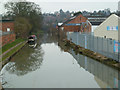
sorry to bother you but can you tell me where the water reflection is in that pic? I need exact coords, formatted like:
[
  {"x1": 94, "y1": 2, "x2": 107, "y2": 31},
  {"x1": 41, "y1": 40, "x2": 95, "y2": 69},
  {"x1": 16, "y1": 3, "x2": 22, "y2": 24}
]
[
  {"x1": 39, "y1": 33, "x2": 58, "y2": 44},
  {"x1": 40, "y1": 33, "x2": 120, "y2": 88},
  {"x1": 1, "y1": 33, "x2": 120, "y2": 88},
  {"x1": 3, "y1": 44, "x2": 44, "y2": 76},
  {"x1": 68, "y1": 49, "x2": 120, "y2": 88},
  {"x1": 2, "y1": 33, "x2": 59, "y2": 77}
]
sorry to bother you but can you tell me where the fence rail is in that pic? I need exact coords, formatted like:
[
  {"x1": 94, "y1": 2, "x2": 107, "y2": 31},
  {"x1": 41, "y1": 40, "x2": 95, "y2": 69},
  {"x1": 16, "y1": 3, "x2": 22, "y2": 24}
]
[{"x1": 67, "y1": 32, "x2": 120, "y2": 62}]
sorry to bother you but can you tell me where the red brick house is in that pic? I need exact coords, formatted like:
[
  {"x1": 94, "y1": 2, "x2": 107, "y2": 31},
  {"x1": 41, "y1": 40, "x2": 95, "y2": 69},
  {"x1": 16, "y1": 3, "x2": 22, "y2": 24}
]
[
  {"x1": 0, "y1": 20, "x2": 16, "y2": 47},
  {"x1": 59, "y1": 14, "x2": 91, "y2": 32}
]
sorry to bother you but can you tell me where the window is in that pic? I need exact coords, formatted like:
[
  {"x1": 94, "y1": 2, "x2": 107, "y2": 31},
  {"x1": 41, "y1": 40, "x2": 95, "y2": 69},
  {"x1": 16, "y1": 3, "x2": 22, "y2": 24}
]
[{"x1": 7, "y1": 28, "x2": 10, "y2": 32}]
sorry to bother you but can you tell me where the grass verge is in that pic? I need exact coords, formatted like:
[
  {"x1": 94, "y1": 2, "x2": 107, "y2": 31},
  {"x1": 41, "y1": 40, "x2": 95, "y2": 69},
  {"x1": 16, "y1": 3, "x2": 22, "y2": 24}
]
[
  {"x1": 2, "y1": 42, "x2": 26, "y2": 61},
  {"x1": 1, "y1": 38, "x2": 24, "y2": 54}
]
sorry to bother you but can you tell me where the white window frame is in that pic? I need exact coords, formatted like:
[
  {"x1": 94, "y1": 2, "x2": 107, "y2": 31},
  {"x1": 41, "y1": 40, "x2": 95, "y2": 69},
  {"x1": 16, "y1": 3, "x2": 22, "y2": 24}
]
[{"x1": 7, "y1": 28, "x2": 10, "y2": 32}]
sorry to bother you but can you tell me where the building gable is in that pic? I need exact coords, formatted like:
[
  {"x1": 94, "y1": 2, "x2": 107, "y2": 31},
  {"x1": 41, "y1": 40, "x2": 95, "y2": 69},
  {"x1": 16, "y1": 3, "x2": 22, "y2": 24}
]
[{"x1": 94, "y1": 14, "x2": 119, "y2": 40}]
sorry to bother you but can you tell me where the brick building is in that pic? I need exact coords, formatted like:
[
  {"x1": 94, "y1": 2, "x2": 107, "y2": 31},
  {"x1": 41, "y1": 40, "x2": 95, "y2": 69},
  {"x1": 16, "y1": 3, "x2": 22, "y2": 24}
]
[
  {"x1": 59, "y1": 14, "x2": 91, "y2": 32},
  {"x1": 0, "y1": 20, "x2": 16, "y2": 47}
]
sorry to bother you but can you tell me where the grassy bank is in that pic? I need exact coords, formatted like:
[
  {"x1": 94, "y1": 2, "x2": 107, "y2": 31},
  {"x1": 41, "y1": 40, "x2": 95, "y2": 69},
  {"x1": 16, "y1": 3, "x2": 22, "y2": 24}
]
[
  {"x1": 2, "y1": 39, "x2": 25, "y2": 54},
  {"x1": 2, "y1": 42, "x2": 26, "y2": 61}
]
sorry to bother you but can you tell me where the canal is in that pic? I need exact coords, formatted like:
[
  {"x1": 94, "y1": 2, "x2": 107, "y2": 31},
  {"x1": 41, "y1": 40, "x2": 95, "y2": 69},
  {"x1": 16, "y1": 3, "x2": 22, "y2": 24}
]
[{"x1": 1, "y1": 33, "x2": 120, "y2": 88}]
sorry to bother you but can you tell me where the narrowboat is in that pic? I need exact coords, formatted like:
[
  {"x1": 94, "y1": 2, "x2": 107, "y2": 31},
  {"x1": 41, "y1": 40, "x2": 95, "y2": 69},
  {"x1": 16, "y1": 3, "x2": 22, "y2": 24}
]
[{"x1": 28, "y1": 35, "x2": 37, "y2": 48}]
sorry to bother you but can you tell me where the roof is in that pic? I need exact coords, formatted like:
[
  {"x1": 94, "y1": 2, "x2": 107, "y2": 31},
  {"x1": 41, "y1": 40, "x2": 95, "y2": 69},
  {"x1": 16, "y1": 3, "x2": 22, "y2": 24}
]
[{"x1": 61, "y1": 14, "x2": 84, "y2": 27}]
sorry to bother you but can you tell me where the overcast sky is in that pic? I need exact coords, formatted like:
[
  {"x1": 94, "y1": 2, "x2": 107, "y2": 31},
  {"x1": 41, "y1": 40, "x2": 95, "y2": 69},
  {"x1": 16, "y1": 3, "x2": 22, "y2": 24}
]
[
  {"x1": 38, "y1": 2, "x2": 118, "y2": 13},
  {"x1": 0, "y1": 0, "x2": 119, "y2": 14}
]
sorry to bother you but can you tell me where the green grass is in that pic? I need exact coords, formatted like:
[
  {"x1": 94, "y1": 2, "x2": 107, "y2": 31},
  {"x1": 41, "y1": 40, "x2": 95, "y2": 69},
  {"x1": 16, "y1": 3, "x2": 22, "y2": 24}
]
[
  {"x1": 2, "y1": 42, "x2": 26, "y2": 61},
  {"x1": 1, "y1": 38, "x2": 25, "y2": 54}
]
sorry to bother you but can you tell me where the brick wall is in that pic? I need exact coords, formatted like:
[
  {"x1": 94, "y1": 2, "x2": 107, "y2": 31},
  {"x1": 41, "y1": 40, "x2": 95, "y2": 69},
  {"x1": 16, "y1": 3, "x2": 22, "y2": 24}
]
[
  {"x1": 68, "y1": 14, "x2": 87, "y2": 24},
  {"x1": 64, "y1": 26, "x2": 80, "y2": 32},
  {"x1": 0, "y1": 34, "x2": 16, "y2": 47},
  {"x1": 63, "y1": 14, "x2": 91, "y2": 32},
  {"x1": 0, "y1": 21, "x2": 16, "y2": 47},
  {"x1": 1, "y1": 22, "x2": 14, "y2": 32},
  {"x1": 80, "y1": 23, "x2": 91, "y2": 32}
]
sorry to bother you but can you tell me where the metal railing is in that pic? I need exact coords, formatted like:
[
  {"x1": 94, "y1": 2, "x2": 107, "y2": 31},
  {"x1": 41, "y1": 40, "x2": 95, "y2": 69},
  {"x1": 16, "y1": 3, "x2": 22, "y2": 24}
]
[{"x1": 67, "y1": 32, "x2": 120, "y2": 62}]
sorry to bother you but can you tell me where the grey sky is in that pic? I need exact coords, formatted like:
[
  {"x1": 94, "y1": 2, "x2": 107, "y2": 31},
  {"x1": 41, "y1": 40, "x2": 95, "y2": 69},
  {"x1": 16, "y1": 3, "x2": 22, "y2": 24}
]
[
  {"x1": 38, "y1": 2, "x2": 118, "y2": 13},
  {"x1": 0, "y1": 0, "x2": 119, "y2": 14}
]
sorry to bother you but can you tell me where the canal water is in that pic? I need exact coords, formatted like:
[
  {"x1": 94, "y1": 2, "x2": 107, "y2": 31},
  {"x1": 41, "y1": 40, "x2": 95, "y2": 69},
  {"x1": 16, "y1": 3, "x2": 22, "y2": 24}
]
[{"x1": 1, "y1": 34, "x2": 120, "y2": 88}]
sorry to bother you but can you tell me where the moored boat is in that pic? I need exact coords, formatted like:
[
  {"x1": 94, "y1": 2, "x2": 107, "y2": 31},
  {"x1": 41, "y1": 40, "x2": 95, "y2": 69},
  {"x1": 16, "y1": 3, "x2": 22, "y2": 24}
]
[{"x1": 28, "y1": 35, "x2": 37, "y2": 48}]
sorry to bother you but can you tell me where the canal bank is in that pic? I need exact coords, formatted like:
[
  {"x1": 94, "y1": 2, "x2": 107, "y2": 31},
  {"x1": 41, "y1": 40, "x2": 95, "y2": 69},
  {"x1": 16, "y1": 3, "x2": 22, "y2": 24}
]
[
  {"x1": 1, "y1": 41, "x2": 27, "y2": 70},
  {"x1": 0, "y1": 41, "x2": 27, "y2": 90},
  {"x1": 63, "y1": 39, "x2": 120, "y2": 71}
]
